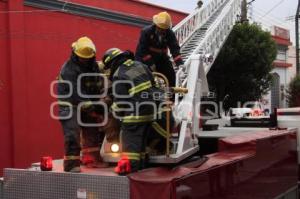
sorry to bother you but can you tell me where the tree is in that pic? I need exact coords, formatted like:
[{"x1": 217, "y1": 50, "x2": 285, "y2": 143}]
[
  {"x1": 207, "y1": 23, "x2": 277, "y2": 110},
  {"x1": 286, "y1": 75, "x2": 300, "y2": 107}
]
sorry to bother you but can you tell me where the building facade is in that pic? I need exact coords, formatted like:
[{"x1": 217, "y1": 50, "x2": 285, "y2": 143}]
[
  {"x1": 263, "y1": 26, "x2": 294, "y2": 111},
  {"x1": 288, "y1": 45, "x2": 297, "y2": 82}
]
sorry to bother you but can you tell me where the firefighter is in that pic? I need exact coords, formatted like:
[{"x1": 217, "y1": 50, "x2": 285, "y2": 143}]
[
  {"x1": 196, "y1": 0, "x2": 203, "y2": 9},
  {"x1": 102, "y1": 48, "x2": 157, "y2": 175},
  {"x1": 135, "y1": 11, "x2": 184, "y2": 88},
  {"x1": 57, "y1": 36, "x2": 107, "y2": 172}
]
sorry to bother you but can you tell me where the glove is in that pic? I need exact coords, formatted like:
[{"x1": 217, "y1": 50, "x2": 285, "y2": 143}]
[
  {"x1": 174, "y1": 58, "x2": 184, "y2": 67},
  {"x1": 149, "y1": 64, "x2": 156, "y2": 72}
]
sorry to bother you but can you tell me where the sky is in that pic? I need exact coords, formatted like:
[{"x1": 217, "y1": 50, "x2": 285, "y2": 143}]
[{"x1": 141, "y1": 0, "x2": 298, "y2": 44}]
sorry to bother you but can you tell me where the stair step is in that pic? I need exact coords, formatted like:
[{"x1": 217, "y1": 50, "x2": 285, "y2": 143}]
[
  {"x1": 181, "y1": 53, "x2": 191, "y2": 57},
  {"x1": 181, "y1": 52, "x2": 191, "y2": 56},
  {"x1": 179, "y1": 0, "x2": 231, "y2": 61},
  {"x1": 181, "y1": 51, "x2": 190, "y2": 55}
]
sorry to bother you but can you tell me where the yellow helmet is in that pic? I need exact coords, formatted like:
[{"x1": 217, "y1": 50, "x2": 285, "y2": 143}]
[
  {"x1": 153, "y1": 11, "x2": 172, "y2": 29},
  {"x1": 72, "y1": 36, "x2": 96, "y2": 58}
]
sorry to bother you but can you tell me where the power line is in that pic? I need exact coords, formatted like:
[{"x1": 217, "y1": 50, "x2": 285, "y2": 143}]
[
  {"x1": 252, "y1": 20, "x2": 272, "y2": 30},
  {"x1": 247, "y1": 0, "x2": 256, "y2": 5},
  {"x1": 253, "y1": 11, "x2": 284, "y2": 27},
  {"x1": 253, "y1": 9, "x2": 289, "y2": 28},
  {"x1": 253, "y1": 8, "x2": 295, "y2": 45},
  {"x1": 286, "y1": 15, "x2": 295, "y2": 22},
  {"x1": 258, "y1": 0, "x2": 285, "y2": 20},
  {"x1": 255, "y1": 6, "x2": 289, "y2": 25}
]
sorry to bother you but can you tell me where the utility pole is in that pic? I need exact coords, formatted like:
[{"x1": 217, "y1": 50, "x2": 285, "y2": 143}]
[
  {"x1": 248, "y1": 3, "x2": 253, "y2": 21},
  {"x1": 296, "y1": 0, "x2": 300, "y2": 75},
  {"x1": 241, "y1": 0, "x2": 255, "y2": 23},
  {"x1": 241, "y1": 0, "x2": 247, "y2": 22}
]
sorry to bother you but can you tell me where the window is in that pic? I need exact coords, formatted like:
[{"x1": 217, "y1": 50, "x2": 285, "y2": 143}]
[{"x1": 276, "y1": 49, "x2": 287, "y2": 61}]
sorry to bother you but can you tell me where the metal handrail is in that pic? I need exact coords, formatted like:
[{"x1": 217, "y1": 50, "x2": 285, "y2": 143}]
[
  {"x1": 152, "y1": 72, "x2": 171, "y2": 157},
  {"x1": 173, "y1": 0, "x2": 227, "y2": 46},
  {"x1": 175, "y1": 0, "x2": 241, "y2": 91}
]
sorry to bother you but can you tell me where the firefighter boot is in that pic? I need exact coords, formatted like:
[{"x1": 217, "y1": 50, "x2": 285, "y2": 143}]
[
  {"x1": 139, "y1": 153, "x2": 149, "y2": 170},
  {"x1": 63, "y1": 159, "x2": 81, "y2": 173}
]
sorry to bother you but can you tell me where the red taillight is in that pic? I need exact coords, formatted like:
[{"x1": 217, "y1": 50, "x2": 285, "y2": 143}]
[
  {"x1": 115, "y1": 158, "x2": 131, "y2": 174},
  {"x1": 40, "y1": 156, "x2": 53, "y2": 171},
  {"x1": 251, "y1": 109, "x2": 262, "y2": 117}
]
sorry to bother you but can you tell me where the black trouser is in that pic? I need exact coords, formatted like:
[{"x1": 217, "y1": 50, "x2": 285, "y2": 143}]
[
  {"x1": 81, "y1": 126, "x2": 104, "y2": 163},
  {"x1": 148, "y1": 111, "x2": 175, "y2": 153},
  {"x1": 121, "y1": 123, "x2": 151, "y2": 171},
  {"x1": 153, "y1": 55, "x2": 176, "y2": 87},
  {"x1": 59, "y1": 108, "x2": 81, "y2": 171},
  {"x1": 59, "y1": 106, "x2": 104, "y2": 171},
  {"x1": 81, "y1": 111, "x2": 105, "y2": 162}
]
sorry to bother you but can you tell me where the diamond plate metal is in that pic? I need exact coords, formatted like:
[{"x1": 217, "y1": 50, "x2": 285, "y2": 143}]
[{"x1": 4, "y1": 169, "x2": 129, "y2": 199}]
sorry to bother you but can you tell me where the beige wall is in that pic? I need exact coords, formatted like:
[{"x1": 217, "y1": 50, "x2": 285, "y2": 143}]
[{"x1": 288, "y1": 46, "x2": 297, "y2": 81}]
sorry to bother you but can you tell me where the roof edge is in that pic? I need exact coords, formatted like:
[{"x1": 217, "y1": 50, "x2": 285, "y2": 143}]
[
  {"x1": 130, "y1": 0, "x2": 188, "y2": 15},
  {"x1": 24, "y1": 0, "x2": 152, "y2": 27}
]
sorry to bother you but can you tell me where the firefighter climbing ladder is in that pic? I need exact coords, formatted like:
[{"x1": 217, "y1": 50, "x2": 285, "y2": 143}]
[{"x1": 102, "y1": 0, "x2": 242, "y2": 163}]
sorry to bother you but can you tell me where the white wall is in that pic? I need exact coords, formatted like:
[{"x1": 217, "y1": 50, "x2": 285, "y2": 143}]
[
  {"x1": 288, "y1": 46, "x2": 297, "y2": 81},
  {"x1": 273, "y1": 67, "x2": 288, "y2": 108}
]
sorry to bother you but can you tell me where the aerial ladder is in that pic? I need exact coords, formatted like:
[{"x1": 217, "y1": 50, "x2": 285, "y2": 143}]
[{"x1": 101, "y1": 0, "x2": 242, "y2": 164}]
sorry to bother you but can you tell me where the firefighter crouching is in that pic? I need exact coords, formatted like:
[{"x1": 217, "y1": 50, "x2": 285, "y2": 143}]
[
  {"x1": 102, "y1": 48, "x2": 161, "y2": 175},
  {"x1": 57, "y1": 36, "x2": 110, "y2": 172},
  {"x1": 135, "y1": 11, "x2": 184, "y2": 88}
]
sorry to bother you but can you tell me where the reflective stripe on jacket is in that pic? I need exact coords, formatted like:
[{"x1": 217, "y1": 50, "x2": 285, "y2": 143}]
[{"x1": 112, "y1": 59, "x2": 156, "y2": 123}]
